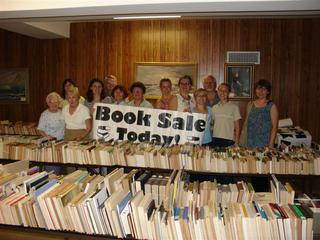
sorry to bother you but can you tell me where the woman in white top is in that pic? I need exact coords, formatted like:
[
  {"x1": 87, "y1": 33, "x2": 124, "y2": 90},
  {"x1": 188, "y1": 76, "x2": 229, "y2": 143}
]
[
  {"x1": 169, "y1": 75, "x2": 195, "y2": 112},
  {"x1": 62, "y1": 87, "x2": 92, "y2": 141},
  {"x1": 212, "y1": 83, "x2": 241, "y2": 147},
  {"x1": 37, "y1": 92, "x2": 65, "y2": 140}
]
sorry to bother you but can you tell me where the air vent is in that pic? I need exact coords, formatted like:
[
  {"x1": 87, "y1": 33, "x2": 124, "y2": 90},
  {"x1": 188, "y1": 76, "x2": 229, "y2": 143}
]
[{"x1": 227, "y1": 51, "x2": 260, "y2": 64}]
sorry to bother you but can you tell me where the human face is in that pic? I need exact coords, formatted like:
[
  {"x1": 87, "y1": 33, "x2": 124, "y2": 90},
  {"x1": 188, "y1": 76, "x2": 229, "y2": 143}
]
[
  {"x1": 218, "y1": 85, "x2": 229, "y2": 102},
  {"x1": 91, "y1": 82, "x2": 103, "y2": 96},
  {"x1": 160, "y1": 81, "x2": 172, "y2": 96},
  {"x1": 64, "y1": 81, "x2": 73, "y2": 92},
  {"x1": 256, "y1": 86, "x2": 269, "y2": 99},
  {"x1": 203, "y1": 77, "x2": 216, "y2": 91},
  {"x1": 132, "y1": 87, "x2": 144, "y2": 102},
  {"x1": 114, "y1": 88, "x2": 124, "y2": 103},
  {"x1": 47, "y1": 97, "x2": 59, "y2": 112},
  {"x1": 195, "y1": 92, "x2": 207, "y2": 106},
  {"x1": 106, "y1": 79, "x2": 116, "y2": 93},
  {"x1": 67, "y1": 93, "x2": 79, "y2": 108},
  {"x1": 179, "y1": 78, "x2": 191, "y2": 94}
]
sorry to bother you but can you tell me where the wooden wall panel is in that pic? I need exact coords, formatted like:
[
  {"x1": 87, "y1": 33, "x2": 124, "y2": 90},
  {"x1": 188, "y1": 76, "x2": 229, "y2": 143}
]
[{"x1": 0, "y1": 18, "x2": 320, "y2": 142}]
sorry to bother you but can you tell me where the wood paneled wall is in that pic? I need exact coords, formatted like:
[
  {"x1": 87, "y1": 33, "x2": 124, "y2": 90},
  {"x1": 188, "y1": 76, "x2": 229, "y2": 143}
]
[{"x1": 0, "y1": 18, "x2": 319, "y2": 142}]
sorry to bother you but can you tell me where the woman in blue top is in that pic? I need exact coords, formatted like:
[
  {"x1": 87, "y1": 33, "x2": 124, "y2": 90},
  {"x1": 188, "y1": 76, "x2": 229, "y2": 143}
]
[
  {"x1": 247, "y1": 79, "x2": 278, "y2": 148},
  {"x1": 192, "y1": 88, "x2": 213, "y2": 145}
]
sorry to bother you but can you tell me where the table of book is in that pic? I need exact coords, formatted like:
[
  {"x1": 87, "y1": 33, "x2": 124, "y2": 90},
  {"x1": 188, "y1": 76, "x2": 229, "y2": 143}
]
[{"x1": 0, "y1": 136, "x2": 320, "y2": 239}]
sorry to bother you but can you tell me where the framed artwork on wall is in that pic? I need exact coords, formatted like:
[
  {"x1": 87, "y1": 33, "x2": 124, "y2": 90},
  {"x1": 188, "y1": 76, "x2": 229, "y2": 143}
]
[
  {"x1": 224, "y1": 64, "x2": 254, "y2": 100},
  {"x1": 0, "y1": 68, "x2": 29, "y2": 103},
  {"x1": 135, "y1": 62, "x2": 198, "y2": 99}
]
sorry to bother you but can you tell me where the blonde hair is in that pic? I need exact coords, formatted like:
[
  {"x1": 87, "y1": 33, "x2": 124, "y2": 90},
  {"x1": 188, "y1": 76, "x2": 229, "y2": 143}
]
[
  {"x1": 194, "y1": 88, "x2": 207, "y2": 98},
  {"x1": 46, "y1": 92, "x2": 61, "y2": 104},
  {"x1": 66, "y1": 86, "x2": 80, "y2": 98}
]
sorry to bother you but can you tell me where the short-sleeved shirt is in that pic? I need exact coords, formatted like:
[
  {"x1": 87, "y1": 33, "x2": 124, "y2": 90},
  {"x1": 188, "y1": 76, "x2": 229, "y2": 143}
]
[
  {"x1": 212, "y1": 101, "x2": 241, "y2": 141},
  {"x1": 37, "y1": 110, "x2": 65, "y2": 140},
  {"x1": 127, "y1": 99, "x2": 153, "y2": 108},
  {"x1": 62, "y1": 104, "x2": 91, "y2": 130}
]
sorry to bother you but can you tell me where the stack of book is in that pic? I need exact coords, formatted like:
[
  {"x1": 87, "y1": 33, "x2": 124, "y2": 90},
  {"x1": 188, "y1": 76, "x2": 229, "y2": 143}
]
[
  {"x1": 0, "y1": 121, "x2": 39, "y2": 135},
  {"x1": 1, "y1": 137, "x2": 320, "y2": 175},
  {"x1": 0, "y1": 161, "x2": 315, "y2": 239}
]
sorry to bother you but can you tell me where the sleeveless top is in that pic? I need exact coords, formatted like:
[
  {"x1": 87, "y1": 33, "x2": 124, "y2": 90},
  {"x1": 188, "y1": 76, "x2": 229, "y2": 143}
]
[
  {"x1": 176, "y1": 94, "x2": 195, "y2": 112},
  {"x1": 247, "y1": 101, "x2": 273, "y2": 148}
]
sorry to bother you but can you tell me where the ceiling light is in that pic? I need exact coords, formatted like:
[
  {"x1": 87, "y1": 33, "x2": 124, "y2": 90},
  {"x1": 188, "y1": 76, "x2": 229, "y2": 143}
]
[{"x1": 113, "y1": 15, "x2": 181, "y2": 20}]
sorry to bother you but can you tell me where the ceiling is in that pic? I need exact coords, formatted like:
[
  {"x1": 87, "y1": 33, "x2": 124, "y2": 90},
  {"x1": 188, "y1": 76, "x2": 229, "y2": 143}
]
[{"x1": 0, "y1": 0, "x2": 319, "y2": 39}]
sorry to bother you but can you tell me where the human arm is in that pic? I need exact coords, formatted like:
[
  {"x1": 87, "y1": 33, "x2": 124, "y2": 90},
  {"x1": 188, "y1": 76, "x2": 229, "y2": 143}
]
[
  {"x1": 234, "y1": 119, "x2": 240, "y2": 144},
  {"x1": 38, "y1": 129, "x2": 55, "y2": 140},
  {"x1": 168, "y1": 95, "x2": 178, "y2": 111},
  {"x1": 74, "y1": 118, "x2": 92, "y2": 141},
  {"x1": 268, "y1": 104, "x2": 279, "y2": 148}
]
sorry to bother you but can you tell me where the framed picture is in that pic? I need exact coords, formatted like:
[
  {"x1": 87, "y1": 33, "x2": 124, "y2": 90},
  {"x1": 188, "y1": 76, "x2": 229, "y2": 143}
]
[
  {"x1": 135, "y1": 62, "x2": 198, "y2": 99},
  {"x1": 0, "y1": 68, "x2": 29, "y2": 103},
  {"x1": 224, "y1": 64, "x2": 254, "y2": 100}
]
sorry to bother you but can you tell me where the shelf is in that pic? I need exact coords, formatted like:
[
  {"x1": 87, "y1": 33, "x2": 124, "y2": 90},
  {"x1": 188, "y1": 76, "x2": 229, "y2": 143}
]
[
  {"x1": 1, "y1": 158, "x2": 320, "y2": 178},
  {"x1": 0, "y1": 224, "x2": 122, "y2": 240}
]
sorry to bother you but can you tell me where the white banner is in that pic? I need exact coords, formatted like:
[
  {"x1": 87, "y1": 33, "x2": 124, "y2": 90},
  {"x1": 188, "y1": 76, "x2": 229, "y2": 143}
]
[{"x1": 93, "y1": 103, "x2": 207, "y2": 145}]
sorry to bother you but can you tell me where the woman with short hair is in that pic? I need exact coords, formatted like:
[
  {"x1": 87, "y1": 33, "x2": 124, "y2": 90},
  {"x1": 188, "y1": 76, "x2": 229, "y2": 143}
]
[
  {"x1": 62, "y1": 87, "x2": 92, "y2": 141},
  {"x1": 111, "y1": 85, "x2": 128, "y2": 105},
  {"x1": 169, "y1": 75, "x2": 195, "y2": 112},
  {"x1": 192, "y1": 88, "x2": 213, "y2": 145},
  {"x1": 127, "y1": 81, "x2": 153, "y2": 108},
  {"x1": 38, "y1": 92, "x2": 65, "y2": 140}
]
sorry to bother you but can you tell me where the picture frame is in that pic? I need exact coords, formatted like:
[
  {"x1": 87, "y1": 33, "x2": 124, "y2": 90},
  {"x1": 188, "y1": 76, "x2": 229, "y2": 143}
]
[
  {"x1": 135, "y1": 62, "x2": 198, "y2": 99},
  {"x1": 224, "y1": 64, "x2": 254, "y2": 100},
  {"x1": 0, "y1": 68, "x2": 29, "y2": 103}
]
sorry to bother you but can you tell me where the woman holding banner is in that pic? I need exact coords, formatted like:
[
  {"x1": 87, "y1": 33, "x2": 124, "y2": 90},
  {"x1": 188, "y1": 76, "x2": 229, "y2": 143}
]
[
  {"x1": 127, "y1": 82, "x2": 153, "y2": 108},
  {"x1": 169, "y1": 75, "x2": 195, "y2": 112},
  {"x1": 155, "y1": 78, "x2": 176, "y2": 110},
  {"x1": 192, "y1": 88, "x2": 213, "y2": 145}
]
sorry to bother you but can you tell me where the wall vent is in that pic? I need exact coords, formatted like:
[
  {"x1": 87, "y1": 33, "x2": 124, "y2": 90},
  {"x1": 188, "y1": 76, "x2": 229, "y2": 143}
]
[{"x1": 227, "y1": 51, "x2": 260, "y2": 64}]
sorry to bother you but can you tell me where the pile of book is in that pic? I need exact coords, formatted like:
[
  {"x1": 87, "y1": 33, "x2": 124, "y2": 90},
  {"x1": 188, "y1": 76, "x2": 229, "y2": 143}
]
[
  {"x1": 0, "y1": 121, "x2": 39, "y2": 135},
  {"x1": 0, "y1": 161, "x2": 316, "y2": 239},
  {"x1": 1, "y1": 137, "x2": 320, "y2": 175}
]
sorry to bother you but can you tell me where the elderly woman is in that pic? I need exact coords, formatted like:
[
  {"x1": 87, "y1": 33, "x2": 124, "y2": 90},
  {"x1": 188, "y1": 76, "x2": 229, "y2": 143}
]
[
  {"x1": 37, "y1": 92, "x2": 65, "y2": 174},
  {"x1": 169, "y1": 75, "x2": 195, "y2": 112},
  {"x1": 84, "y1": 78, "x2": 112, "y2": 115},
  {"x1": 37, "y1": 92, "x2": 65, "y2": 140},
  {"x1": 111, "y1": 85, "x2": 128, "y2": 105},
  {"x1": 60, "y1": 78, "x2": 85, "y2": 108},
  {"x1": 62, "y1": 87, "x2": 92, "y2": 141},
  {"x1": 155, "y1": 78, "x2": 176, "y2": 110},
  {"x1": 127, "y1": 81, "x2": 153, "y2": 108},
  {"x1": 191, "y1": 88, "x2": 213, "y2": 145},
  {"x1": 245, "y1": 79, "x2": 279, "y2": 148}
]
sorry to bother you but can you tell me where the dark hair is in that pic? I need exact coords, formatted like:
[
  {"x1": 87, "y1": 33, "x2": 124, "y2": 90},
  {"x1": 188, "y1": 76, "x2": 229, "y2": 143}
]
[
  {"x1": 130, "y1": 81, "x2": 146, "y2": 94},
  {"x1": 86, "y1": 78, "x2": 106, "y2": 102},
  {"x1": 61, "y1": 78, "x2": 76, "y2": 99},
  {"x1": 159, "y1": 78, "x2": 172, "y2": 87},
  {"x1": 256, "y1": 79, "x2": 272, "y2": 95},
  {"x1": 178, "y1": 75, "x2": 193, "y2": 86},
  {"x1": 218, "y1": 83, "x2": 231, "y2": 92},
  {"x1": 111, "y1": 84, "x2": 129, "y2": 99}
]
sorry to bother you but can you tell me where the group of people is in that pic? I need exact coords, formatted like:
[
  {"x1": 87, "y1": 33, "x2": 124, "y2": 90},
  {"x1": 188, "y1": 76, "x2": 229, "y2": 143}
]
[{"x1": 38, "y1": 74, "x2": 278, "y2": 150}]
